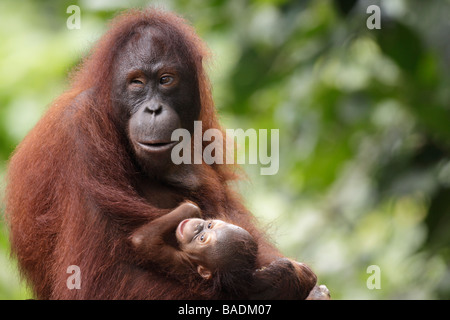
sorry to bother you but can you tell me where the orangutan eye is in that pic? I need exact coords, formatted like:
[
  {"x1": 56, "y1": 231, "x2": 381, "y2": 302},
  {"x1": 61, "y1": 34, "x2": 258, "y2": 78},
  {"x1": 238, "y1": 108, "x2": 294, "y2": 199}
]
[
  {"x1": 159, "y1": 75, "x2": 173, "y2": 85},
  {"x1": 199, "y1": 233, "x2": 206, "y2": 242},
  {"x1": 129, "y1": 77, "x2": 146, "y2": 88},
  {"x1": 207, "y1": 222, "x2": 212, "y2": 229}
]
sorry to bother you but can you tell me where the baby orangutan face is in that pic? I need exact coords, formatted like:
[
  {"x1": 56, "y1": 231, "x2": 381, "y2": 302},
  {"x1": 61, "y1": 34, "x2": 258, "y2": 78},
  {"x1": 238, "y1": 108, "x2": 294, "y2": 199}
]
[{"x1": 176, "y1": 218, "x2": 254, "y2": 279}]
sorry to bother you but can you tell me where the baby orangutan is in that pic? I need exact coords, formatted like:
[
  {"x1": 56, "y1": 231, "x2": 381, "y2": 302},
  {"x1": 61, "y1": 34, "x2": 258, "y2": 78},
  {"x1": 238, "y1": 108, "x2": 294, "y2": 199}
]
[
  {"x1": 130, "y1": 202, "x2": 326, "y2": 299},
  {"x1": 130, "y1": 202, "x2": 258, "y2": 298}
]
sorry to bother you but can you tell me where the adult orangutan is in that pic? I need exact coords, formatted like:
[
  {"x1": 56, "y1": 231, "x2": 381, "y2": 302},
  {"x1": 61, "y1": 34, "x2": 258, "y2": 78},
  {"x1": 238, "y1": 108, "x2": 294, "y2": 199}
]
[{"x1": 5, "y1": 9, "x2": 319, "y2": 299}]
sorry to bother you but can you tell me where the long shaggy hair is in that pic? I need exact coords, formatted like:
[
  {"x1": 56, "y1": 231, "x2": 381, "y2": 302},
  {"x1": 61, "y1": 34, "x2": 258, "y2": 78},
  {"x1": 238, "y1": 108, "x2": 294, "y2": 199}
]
[{"x1": 5, "y1": 8, "x2": 281, "y2": 299}]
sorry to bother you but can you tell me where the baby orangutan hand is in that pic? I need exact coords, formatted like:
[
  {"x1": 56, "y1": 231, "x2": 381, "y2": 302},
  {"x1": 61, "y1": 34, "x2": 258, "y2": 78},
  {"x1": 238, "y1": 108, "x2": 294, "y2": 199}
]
[
  {"x1": 130, "y1": 201, "x2": 201, "y2": 249},
  {"x1": 175, "y1": 201, "x2": 202, "y2": 220}
]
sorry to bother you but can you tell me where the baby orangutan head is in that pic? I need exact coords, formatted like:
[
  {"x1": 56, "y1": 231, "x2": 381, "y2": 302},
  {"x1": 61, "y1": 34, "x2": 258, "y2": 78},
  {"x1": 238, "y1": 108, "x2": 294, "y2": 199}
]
[{"x1": 176, "y1": 218, "x2": 258, "y2": 280}]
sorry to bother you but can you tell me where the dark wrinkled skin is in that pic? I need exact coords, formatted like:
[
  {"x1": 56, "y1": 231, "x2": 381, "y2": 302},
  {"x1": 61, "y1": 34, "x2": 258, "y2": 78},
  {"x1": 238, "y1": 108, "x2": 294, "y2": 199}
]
[{"x1": 111, "y1": 26, "x2": 200, "y2": 175}]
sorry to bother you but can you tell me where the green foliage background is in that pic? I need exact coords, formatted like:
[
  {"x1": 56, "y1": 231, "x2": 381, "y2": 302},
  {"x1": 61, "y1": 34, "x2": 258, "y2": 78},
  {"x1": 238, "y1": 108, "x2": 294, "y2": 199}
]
[{"x1": 1, "y1": 0, "x2": 449, "y2": 299}]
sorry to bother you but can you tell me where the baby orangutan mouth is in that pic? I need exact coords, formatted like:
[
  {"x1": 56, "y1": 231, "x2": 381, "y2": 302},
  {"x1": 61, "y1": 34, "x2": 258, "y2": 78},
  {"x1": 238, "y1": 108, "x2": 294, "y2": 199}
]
[{"x1": 176, "y1": 219, "x2": 190, "y2": 240}]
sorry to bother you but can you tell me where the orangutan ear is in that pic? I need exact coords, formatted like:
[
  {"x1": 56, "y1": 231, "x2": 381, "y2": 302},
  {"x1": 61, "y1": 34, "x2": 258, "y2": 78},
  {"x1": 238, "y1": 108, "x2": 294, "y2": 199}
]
[{"x1": 197, "y1": 265, "x2": 212, "y2": 280}]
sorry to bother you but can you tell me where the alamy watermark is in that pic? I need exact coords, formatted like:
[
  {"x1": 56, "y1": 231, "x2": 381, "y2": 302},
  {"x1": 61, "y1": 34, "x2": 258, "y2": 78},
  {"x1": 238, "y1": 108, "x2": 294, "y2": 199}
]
[
  {"x1": 66, "y1": 265, "x2": 81, "y2": 290},
  {"x1": 67, "y1": 4, "x2": 382, "y2": 31},
  {"x1": 366, "y1": 265, "x2": 381, "y2": 290},
  {"x1": 366, "y1": 5, "x2": 381, "y2": 30},
  {"x1": 171, "y1": 121, "x2": 279, "y2": 176},
  {"x1": 65, "y1": 264, "x2": 383, "y2": 292},
  {"x1": 66, "y1": 5, "x2": 81, "y2": 30}
]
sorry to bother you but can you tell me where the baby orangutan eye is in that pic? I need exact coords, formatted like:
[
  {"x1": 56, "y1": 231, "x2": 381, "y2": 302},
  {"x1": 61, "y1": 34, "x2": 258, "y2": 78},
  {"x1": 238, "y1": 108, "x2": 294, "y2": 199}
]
[{"x1": 207, "y1": 222, "x2": 212, "y2": 229}]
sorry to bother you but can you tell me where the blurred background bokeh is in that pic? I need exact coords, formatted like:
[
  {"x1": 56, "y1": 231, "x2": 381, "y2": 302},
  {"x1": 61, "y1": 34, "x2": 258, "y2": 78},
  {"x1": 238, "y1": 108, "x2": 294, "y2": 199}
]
[{"x1": 1, "y1": 0, "x2": 449, "y2": 299}]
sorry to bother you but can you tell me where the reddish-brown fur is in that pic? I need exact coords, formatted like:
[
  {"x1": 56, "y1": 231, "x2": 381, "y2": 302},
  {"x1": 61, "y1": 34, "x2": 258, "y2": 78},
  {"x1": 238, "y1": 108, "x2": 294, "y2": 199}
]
[{"x1": 5, "y1": 9, "x2": 314, "y2": 299}]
